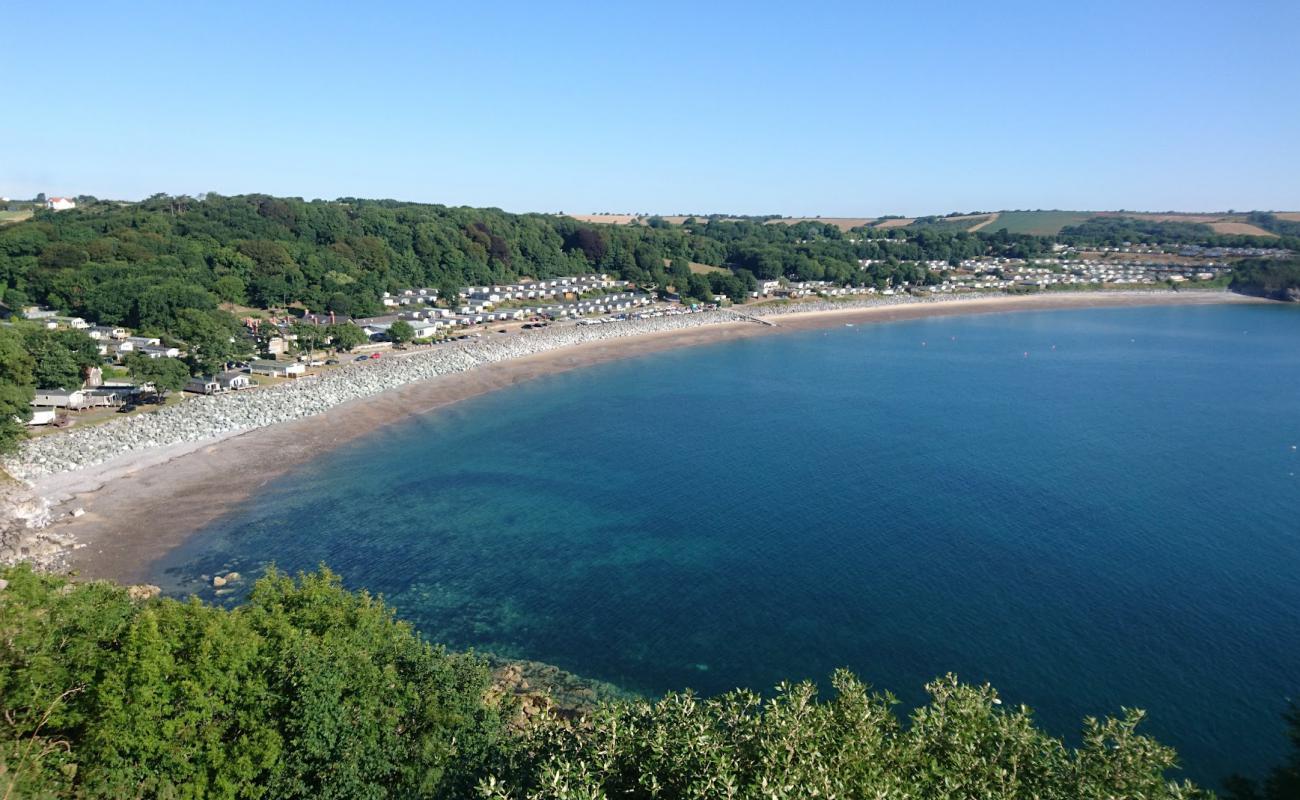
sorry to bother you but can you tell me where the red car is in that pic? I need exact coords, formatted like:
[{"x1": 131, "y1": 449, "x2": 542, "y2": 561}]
[{"x1": 370, "y1": 353, "x2": 382, "y2": 359}]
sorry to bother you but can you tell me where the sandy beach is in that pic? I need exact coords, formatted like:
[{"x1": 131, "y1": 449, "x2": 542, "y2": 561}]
[{"x1": 30, "y1": 290, "x2": 1267, "y2": 584}]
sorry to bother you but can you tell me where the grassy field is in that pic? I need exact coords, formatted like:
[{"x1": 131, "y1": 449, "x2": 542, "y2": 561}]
[
  {"x1": 974, "y1": 211, "x2": 1095, "y2": 235},
  {"x1": 908, "y1": 214, "x2": 998, "y2": 232},
  {"x1": 0, "y1": 209, "x2": 33, "y2": 225}
]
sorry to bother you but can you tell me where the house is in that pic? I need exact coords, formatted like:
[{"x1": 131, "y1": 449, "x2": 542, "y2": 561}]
[
  {"x1": 250, "y1": 360, "x2": 305, "y2": 378},
  {"x1": 266, "y1": 336, "x2": 289, "y2": 356},
  {"x1": 87, "y1": 325, "x2": 129, "y2": 340},
  {"x1": 52, "y1": 315, "x2": 89, "y2": 329},
  {"x1": 28, "y1": 408, "x2": 58, "y2": 426},
  {"x1": 45, "y1": 197, "x2": 76, "y2": 211},
  {"x1": 138, "y1": 344, "x2": 181, "y2": 359},
  {"x1": 186, "y1": 370, "x2": 253, "y2": 394},
  {"x1": 407, "y1": 320, "x2": 440, "y2": 339},
  {"x1": 751, "y1": 279, "x2": 782, "y2": 297},
  {"x1": 21, "y1": 306, "x2": 57, "y2": 320},
  {"x1": 32, "y1": 389, "x2": 89, "y2": 409},
  {"x1": 89, "y1": 383, "x2": 142, "y2": 405},
  {"x1": 218, "y1": 370, "x2": 253, "y2": 390}
]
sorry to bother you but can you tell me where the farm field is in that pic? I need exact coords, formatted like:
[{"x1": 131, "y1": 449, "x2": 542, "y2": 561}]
[
  {"x1": 979, "y1": 210, "x2": 1095, "y2": 235},
  {"x1": 0, "y1": 209, "x2": 33, "y2": 225},
  {"x1": 1206, "y1": 221, "x2": 1277, "y2": 237}
]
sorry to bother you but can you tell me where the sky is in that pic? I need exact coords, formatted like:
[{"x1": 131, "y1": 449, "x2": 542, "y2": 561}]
[{"x1": 4, "y1": 0, "x2": 1298, "y2": 216}]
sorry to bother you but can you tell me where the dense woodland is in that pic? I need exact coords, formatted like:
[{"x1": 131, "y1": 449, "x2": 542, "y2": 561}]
[{"x1": 0, "y1": 565, "x2": 1243, "y2": 799}]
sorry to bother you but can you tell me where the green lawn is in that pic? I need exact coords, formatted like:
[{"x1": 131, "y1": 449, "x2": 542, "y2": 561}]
[
  {"x1": 0, "y1": 209, "x2": 34, "y2": 225},
  {"x1": 981, "y1": 211, "x2": 1096, "y2": 236}
]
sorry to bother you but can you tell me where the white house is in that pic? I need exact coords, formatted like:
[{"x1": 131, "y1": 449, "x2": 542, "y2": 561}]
[
  {"x1": 186, "y1": 370, "x2": 253, "y2": 394},
  {"x1": 32, "y1": 389, "x2": 89, "y2": 409},
  {"x1": 45, "y1": 197, "x2": 77, "y2": 211},
  {"x1": 27, "y1": 408, "x2": 58, "y2": 426},
  {"x1": 407, "y1": 320, "x2": 441, "y2": 339},
  {"x1": 87, "y1": 325, "x2": 129, "y2": 340},
  {"x1": 138, "y1": 344, "x2": 181, "y2": 359},
  {"x1": 250, "y1": 360, "x2": 305, "y2": 378}
]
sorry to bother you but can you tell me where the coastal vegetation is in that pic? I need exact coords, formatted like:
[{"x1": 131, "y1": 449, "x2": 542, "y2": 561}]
[
  {"x1": 0, "y1": 565, "x2": 1212, "y2": 799},
  {"x1": 1229, "y1": 258, "x2": 1300, "y2": 300}
]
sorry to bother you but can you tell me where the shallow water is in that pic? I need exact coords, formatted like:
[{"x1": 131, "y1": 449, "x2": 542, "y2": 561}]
[{"x1": 154, "y1": 304, "x2": 1300, "y2": 785}]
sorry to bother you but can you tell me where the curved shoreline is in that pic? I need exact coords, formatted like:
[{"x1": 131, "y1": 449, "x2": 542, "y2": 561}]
[{"x1": 10, "y1": 290, "x2": 1269, "y2": 583}]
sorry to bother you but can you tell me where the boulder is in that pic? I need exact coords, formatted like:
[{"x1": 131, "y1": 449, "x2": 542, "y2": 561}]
[{"x1": 127, "y1": 584, "x2": 161, "y2": 600}]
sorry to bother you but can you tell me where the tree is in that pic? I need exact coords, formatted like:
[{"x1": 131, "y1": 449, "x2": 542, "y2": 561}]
[
  {"x1": 23, "y1": 327, "x2": 99, "y2": 390},
  {"x1": 0, "y1": 566, "x2": 510, "y2": 800},
  {"x1": 126, "y1": 354, "x2": 190, "y2": 398},
  {"x1": 175, "y1": 309, "x2": 250, "y2": 375},
  {"x1": 291, "y1": 321, "x2": 325, "y2": 361},
  {"x1": 328, "y1": 323, "x2": 368, "y2": 352},
  {"x1": 388, "y1": 319, "x2": 414, "y2": 344},
  {"x1": 0, "y1": 326, "x2": 36, "y2": 451},
  {"x1": 683, "y1": 273, "x2": 714, "y2": 303},
  {"x1": 212, "y1": 274, "x2": 247, "y2": 304}
]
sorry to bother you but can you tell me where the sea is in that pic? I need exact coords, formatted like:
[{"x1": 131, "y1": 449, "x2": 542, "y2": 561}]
[{"x1": 151, "y1": 303, "x2": 1300, "y2": 786}]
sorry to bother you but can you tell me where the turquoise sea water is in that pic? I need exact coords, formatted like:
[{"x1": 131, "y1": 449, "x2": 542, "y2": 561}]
[{"x1": 153, "y1": 304, "x2": 1300, "y2": 786}]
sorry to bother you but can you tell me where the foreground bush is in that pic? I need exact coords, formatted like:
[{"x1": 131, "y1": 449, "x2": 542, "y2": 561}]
[
  {"x1": 0, "y1": 566, "x2": 510, "y2": 799},
  {"x1": 1, "y1": 566, "x2": 1207, "y2": 798},
  {"x1": 482, "y1": 672, "x2": 1206, "y2": 799}
]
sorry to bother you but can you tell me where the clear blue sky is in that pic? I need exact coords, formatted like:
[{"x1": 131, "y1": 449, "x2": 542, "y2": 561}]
[{"x1": 4, "y1": 0, "x2": 1298, "y2": 215}]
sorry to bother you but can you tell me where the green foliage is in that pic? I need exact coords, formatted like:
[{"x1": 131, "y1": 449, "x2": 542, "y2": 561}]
[
  {"x1": 1230, "y1": 258, "x2": 1300, "y2": 299},
  {"x1": 174, "y1": 308, "x2": 252, "y2": 375},
  {"x1": 0, "y1": 565, "x2": 511, "y2": 800},
  {"x1": 22, "y1": 326, "x2": 99, "y2": 390},
  {"x1": 485, "y1": 672, "x2": 1206, "y2": 800},
  {"x1": 0, "y1": 326, "x2": 37, "y2": 452},
  {"x1": 388, "y1": 319, "x2": 415, "y2": 344},
  {"x1": 327, "y1": 322, "x2": 368, "y2": 351},
  {"x1": 125, "y1": 353, "x2": 190, "y2": 396}
]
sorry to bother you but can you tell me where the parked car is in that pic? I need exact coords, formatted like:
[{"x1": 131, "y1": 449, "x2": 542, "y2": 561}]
[
  {"x1": 325, "y1": 358, "x2": 339, "y2": 365},
  {"x1": 354, "y1": 355, "x2": 370, "y2": 362},
  {"x1": 369, "y1": 353, "x2": 382, "y2": 359},
  {"x1": 117, "y1": 404, "x2": 137, "y2": 414}
]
